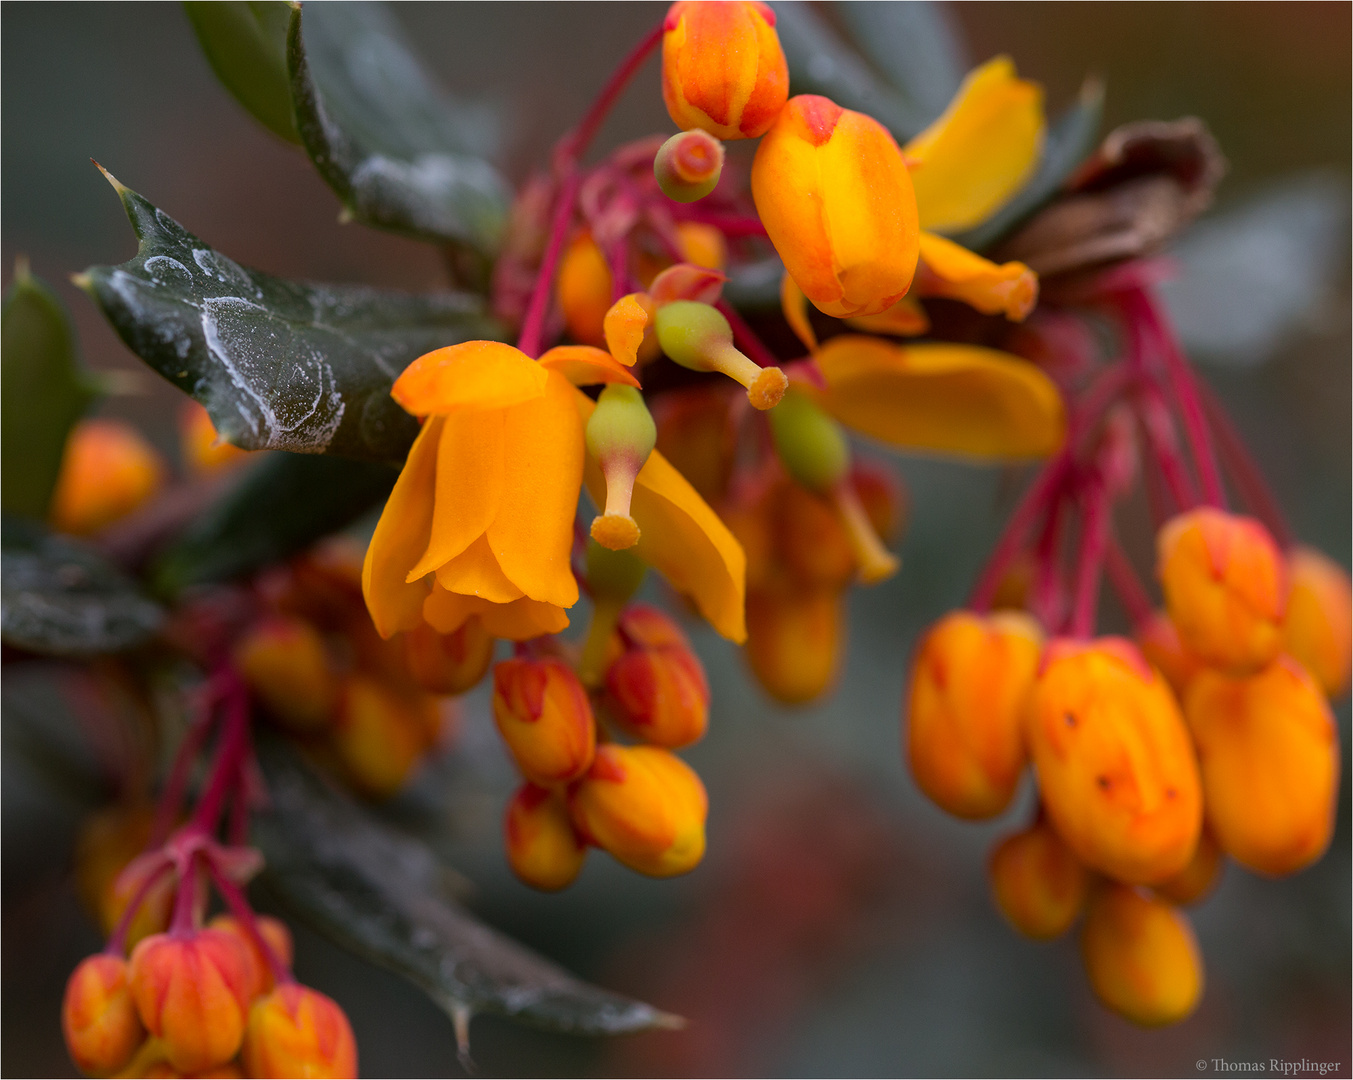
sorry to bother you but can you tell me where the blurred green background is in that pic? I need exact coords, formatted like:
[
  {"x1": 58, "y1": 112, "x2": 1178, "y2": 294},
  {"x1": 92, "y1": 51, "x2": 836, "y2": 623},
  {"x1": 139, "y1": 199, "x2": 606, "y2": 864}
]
[{"x1": 3, "y1": 3, "x2": 1349, "y2": 1076}]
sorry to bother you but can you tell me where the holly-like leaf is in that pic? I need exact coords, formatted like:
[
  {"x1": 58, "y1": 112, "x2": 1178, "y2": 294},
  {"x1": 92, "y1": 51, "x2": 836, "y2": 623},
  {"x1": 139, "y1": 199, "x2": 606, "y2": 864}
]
[
  {"x1": 152, "y1": 452, "x2": 397, "y2": 596},
  {"x1": 184, "y1": 1, "x2": 300, "y2": 144},
  {"x1": 1, "y1": 517, "x2": 163, "y2": 657},
  {"x1": 1, "y1": 265, "x2": 97, "y2": 520},
  {"x1": 253, "y1": 740, "x2": 684, "y2": 1040},
  {"x1": 287, "y1": 2, "x2": 511, "y2": 255},
  {"x1": 80, "y1": 174, "x2": 499, "y2": 461}
]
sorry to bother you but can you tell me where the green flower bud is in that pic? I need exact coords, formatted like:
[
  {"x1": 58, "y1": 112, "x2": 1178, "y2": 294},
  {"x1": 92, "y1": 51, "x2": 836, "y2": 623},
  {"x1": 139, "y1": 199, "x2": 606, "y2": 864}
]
[
  {"x1": 654, "y1": 130, "x2": 725, "y2": 203},
  {"x1": 654, "y1": 301, "x2": 787, "y2": 410},
  {"x1": 587, "y1": 385, "x2": 656, "y2": 551},
  {"x1": 768, "y1": 389, "x2": 850, "y2": 494}
]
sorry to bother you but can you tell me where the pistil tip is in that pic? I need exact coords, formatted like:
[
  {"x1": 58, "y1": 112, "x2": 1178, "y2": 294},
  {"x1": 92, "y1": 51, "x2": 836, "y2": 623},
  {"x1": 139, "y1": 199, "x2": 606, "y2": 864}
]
[
  {"x1": 748, "y1": 367, "x2": 788, "y2": 410},
  {"x1": 591, "y1": 513, "x2": 641, "y2": 550}
]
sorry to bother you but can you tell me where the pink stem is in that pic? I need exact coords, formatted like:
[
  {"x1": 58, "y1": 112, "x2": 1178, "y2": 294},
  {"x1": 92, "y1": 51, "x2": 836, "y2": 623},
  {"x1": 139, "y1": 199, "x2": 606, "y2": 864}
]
[
  {"x1": 516, "y1": 170, "x2": 581, "y2": 358},
  {"x1": 1104, "y1": 536, "x2": 1155, "y2": 630},
  {"x1": 169, "y1": 850, "x2": 201, "y2": 936},
  {"x1": 192, "y1": 679, "x2": 250, "y2": 835},
  {"x1": 1136, "y1": 389, "x2": 1199, "y2": 510},
  {"x1": 715, "y1": 299, "x2": 779, "y2": 369},
  {"x1": 1195, "y1": 379, "x2": 1294, "y2": 546},
  {"x1": 555, "y1": 23, "x2": 664, "y2": 168},
  {"x1": 208, "y1": 860, "x2": 291, "y2": 986},
  {"x1": 104, "y1": 858, "x2": 173, "y2": 956},
  {"x1": 669, "y1": 209, "x2": 768, "y2": 237},
  {"x1": 969, "y1": 456, "x2": 1070, "y2": 611},
  {"x1": 149, "y1": 683, "x2": 222, "y2": 848},
  {"x1": 1068, "y1": 478, "x2": 1112, "y2": 639},
  {"x1": 1028, "y1": 490, "x2": 1068, "y2": 629}
]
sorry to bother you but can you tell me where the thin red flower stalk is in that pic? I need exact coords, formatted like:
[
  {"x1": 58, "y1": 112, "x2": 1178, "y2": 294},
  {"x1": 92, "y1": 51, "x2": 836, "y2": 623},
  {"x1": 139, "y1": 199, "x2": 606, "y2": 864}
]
[
  {"x1": 104, "y1": 856, "x2": 173, "y2": 956},
  {"x1": 970, "y1": 455, "x2": 1071, "y2": 611},
  {"x1": 1135, "y1": 388, "x2": 1200, "y2": 510},
  {"x1": 554, "y1": 23, "x2": 664, "y2": 170},
  {"x1": 1103, "y1": 536, "x2": 1155, "y2": 630},
  {"x1": 148, "y1": 704, "x2": 216, "y2": 849},
  {"x1": 1028, "y1": 490, "x2": 1068, "y2": 630},
  {"x1": 191, "y1": 678, "x2": 251, "y2": 836},
  {"x1": 207, "y1": 860, "x2": 291, "y2": 986},
  {"x1": 517, "y1": 170, "x2": 582, "y2": 358},
  {"x1": 669, "y1": 209, "x2": 769, "y2": 238},
  {"x1": 169, "y1": 849, "x2": 202, "y2": 936},
  {"x1": 1068, "y1": 478, "x2": 1113, "y2": 639}
]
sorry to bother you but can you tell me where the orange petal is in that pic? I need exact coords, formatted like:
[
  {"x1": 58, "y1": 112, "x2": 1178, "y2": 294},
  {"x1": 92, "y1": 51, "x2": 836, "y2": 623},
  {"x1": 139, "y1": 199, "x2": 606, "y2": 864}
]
[
  {"x1": 603, "y1": 294, "x2": 651, "y2": 367},
  {"x1": 392, "y1": 341, "x2": 548, "y2": 415},
  {"x1": 362, "y1": 416, "x2": 443, "y2": 638},
  {"x1": 811, "y1": 335, "x2": 1065, "y2": 460},
  {"x1": 424, "y1": 584, "x2": 570, "y2": 641},
  {"x1": 917, "y1": 231, "x2": 1038, "y2": 321},
  {"x1": 434, "y1": 533, "x2": 526, "y2": 603},
  {"x1": 539, "y1": 345, "x2": 641, "y2": 388},
  {"x1": 845, "y1": 294, "x2": 931, "y2": 337},
  {"x1": 779, "y1": 271, "x2": 818, "y2": 353}
]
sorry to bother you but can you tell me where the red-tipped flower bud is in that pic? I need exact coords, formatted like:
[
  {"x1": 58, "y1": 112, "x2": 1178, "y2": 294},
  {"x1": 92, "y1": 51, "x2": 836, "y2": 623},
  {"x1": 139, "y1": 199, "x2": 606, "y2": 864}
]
[
  {"x1": 492, "y1": 658, "x2": 596, "y2": 786},
  {"x1": 63, "y1": 954, "x2": 145, "y2": 1076},
  {"x1": 605, "y1": 606, "x2": 710, "y2": 748},
  {"x1": 505, "y1": 783, "x2": 588, "y2": 892},
  {"x1": 654, "y1": 300, "x2": 787, "y2": 410},
  {"x1": 988, "y1": 819, "x2": 1089, "y2": 940},
  {"x1": 242, "y1": 983, "x2": 357, "y2": 1079},
  {"x1": 207, "y1": 915, "x2": 293, "y2": 1001},
  {"x1": 331, "y1": 676, "x2": 435, "y2": 799},
  {"x1": 586, "y1": 384, "x2": 657, "y2": 551},
  {"x1": 654, "y1": 129, "x2": 726, "y2": 203},
  {"x1": 234, "y1": 616, "x2": 337, "y2": 733},
  {"x1": 402, "y1": 617, "x2": 494, "y2": 696}
]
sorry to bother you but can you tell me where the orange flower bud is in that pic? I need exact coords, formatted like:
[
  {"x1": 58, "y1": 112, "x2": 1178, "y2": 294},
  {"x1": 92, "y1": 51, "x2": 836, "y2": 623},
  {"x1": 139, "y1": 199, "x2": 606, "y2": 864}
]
[
  {"x1": 492, "y1": 658, "x2": 596, "y2": 785},
  {"x1": 613, "y1": 603, "x2": 691, "y2": 652},
  {"x1": 569, "y1": 744, "x2": 707, "y2": 877},
  {"x1": 63, "y1": 954, "x2": 145, "y2": 1076},
  {"x1": 49, "y1": 418, "x2": 166, "y2": 535},
  {"x1": 104, "y1": 853, "x2": 175, "y2": 950},
  {"x1": 1025, "y1": 638, "x2": 1202, "y2": 884},
  {"x1": 605, "y1": 610, "x2": 709, "y2": 749},
  {"x1": 1153, "y1": 828, "x2": 1223, "y2": 906},
  {"x1": 1283, "y1": 546, "x2": 1352, "y2": 698},
  {"x1": 234, "y1": 616, "x2": 337, "y2": 733},
  {"x1": 661, "y1": 0, "x2": 788, "y2": 140},
  {"x1": 401, "y1": 617, "x2": 494, "y2": 696},
  {"x1": 331, "y1": 676, "x2": 430, "y2": 799},
  {"x1": 906, "y1": 610, "x2": 1044, "y2": 819},
  {"x1": 752, "y1": 95, "x2": 919, "y2": 318},
  {"x1": 180, "y1": 401, "x2": 247, "y2": 474},
  {"x1": 1136, "y1": 610, "x2": 1205, "y2": 698},
  {"x1": 128, "y1": 930, "x2": 253, "y2": 1073},
  {"x1": 1081, "y1": 883, "x2": 1203, "y2": 1026},
  {"x1": 75, "y1": 802, "x2": 154, "y2": 929},
  {"x1": 988, "y1": 819, "x2": 1089, "y2": 940},
  {"x1": 777, "y1": 483, "x2": 855, "y2": 588},
  {"x1": 744, "y1": 585, "x2": 843, "y2": 705},
  {"x1": 1156, "y1": 508, "x2": 1288, "y2": 675},
  {"x1": 675, "y1": 221, "x2": 727, "y2": 271},
  {"x1": 655, "y1": 131, "x2": 726, "y2": 203},
  {"x1": 556, "y1": 231, "x2": 611, "y2": 347},
  {"x1": 504, "y1": 783, "x2": 588, "y2": 891},
  {"x1": 1185, "y1": 657, "x2": 1339, "y2": 876},
  {"x1": 242, "y1": 983, "x2": 357, "y2": 1080},
  {"x1": 207, "y1": 915, "x2": 293, "y2": 1001}
]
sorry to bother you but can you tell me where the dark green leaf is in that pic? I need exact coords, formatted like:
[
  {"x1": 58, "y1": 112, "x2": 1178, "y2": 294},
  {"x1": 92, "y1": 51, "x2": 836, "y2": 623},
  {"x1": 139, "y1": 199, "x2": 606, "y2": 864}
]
[
  {"x1": 953, "y1": 79, "x2": 1106, "y2": 255},
  {"x1": 184, "y1": 1, "x2": 300, "y2": 144},
  {"x1": 80, "y1": 174, "x2": 499, "y2": 461},
  {"x1": 254, "y1": 740, "x2": 683, "y2": 1038},
  {"x1": 152, "y1": 452, "x2": 396, "y2": 595},
  {"x1": 287, "y1": 2, "x2": 510, "y2": 254},
  {"x1": 1, "y1": 266, "x2": 97, "y2": 520},
  {"x1": 1, "y1": 517, "x2": 163, "y2": 656},
  {"x1": 837, "y1": 1, "x2": 967, "y2": 132}
]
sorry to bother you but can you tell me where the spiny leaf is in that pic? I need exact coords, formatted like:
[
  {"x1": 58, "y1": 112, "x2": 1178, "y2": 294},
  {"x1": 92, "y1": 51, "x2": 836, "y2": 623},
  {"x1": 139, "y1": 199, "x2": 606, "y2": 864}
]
[
  {"x1": 184, "y1": 1, "x2": 300, "y2": 144},
  {"x1": 1, "y1": 264, "x2": 97, "y2": 520},
  {"x1": 80, "y1": 173, "x2": 499, "y2": 461}
]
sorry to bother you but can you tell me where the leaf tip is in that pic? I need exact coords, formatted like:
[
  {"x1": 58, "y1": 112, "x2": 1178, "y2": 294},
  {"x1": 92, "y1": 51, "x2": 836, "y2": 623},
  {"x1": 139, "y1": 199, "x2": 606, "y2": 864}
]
[
  {"x1": 90, "y1": 159, "x2": 129, "y2": 196},
  {"x1": 651, "y1": 1009, "x2": 688, "y2": 1031},
  {"x1": 69, "y1": 271, "x2": 94, "y2": 294}
]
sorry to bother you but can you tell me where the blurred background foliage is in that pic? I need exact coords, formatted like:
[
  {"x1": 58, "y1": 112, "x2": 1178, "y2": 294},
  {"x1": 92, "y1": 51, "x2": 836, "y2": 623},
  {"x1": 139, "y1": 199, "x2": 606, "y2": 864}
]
[{"x1": 3, "y1": 3, "x2": 1349, "y2": 1076}]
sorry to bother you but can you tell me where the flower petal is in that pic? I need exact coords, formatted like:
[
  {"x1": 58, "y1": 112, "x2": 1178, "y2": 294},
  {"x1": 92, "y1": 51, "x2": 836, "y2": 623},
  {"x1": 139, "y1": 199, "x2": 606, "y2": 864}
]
[
  {"x1": 917, "y1": 231, "x2": 1038, "y2": 321},
  {"x1": 845, "y1": 295, "x2": 930, "y2": 337},
  {"x1": 435, "y1": 533, "x2": 526, "y2": 603},
  {"x1": 603, "y1": 294, "x2": 651, "y2": 367},
  {"x1": 423, "y1": 584, "x2": 569, "y2": 641},
  {"x1": 812, "y1": 335, "x2": 1065, "y2": 460},
  {"x1": 903, "y1": 57, "x2": 1045, "y2": 234},
  {"x1": 361, "y1": 416, "x2": 443, "y2": 638},
  {"x1": 539, "y1": 345, "x2": 642, "y2": 388},
  {"x1": 392, "y1": 341, "x2": 548, "y2": 415},
  {"x1": 779, "y1": 271, "x2": 818, "y2": 353}
]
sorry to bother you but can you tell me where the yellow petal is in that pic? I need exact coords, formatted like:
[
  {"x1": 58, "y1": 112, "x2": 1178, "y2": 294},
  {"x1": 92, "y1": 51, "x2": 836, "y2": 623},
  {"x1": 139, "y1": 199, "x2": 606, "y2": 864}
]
[
  {"x1": 435, "y1": 533, "x2": 526, "y2": 603},
  {"x1": 539, "y1": 345, "x2": 642, "y2": 388},
  {"x1": 362, "y1": 416, "x2": 443, "y2": 638},
  {"x1": 577, "y1": 390, "x2": 746, "y2": 642},
  {"x1": 779, "y1": 271, "x2": 818, "y2": 353},
  {"x1": 487, "y1": 371, "x2": 583, "y2": 609},
  {"x1": 392, "y1": 340, "x2": 548, "y2": 415},
  {"x1": 424, "y1": 584, "x2": 569, "y2": 641},
  {"x1": 811, "y1": 335, "x2": 1065, "y2": 460},
  {"x1": 603, "y1": 294, "x2": 651, "y2": 366},
  {"x1": 903, "y1": 57, "x2": 1045, "y2": 234},
  {"x1": 845, "y1": 294, "x2": 931, "y2": 337},
  {"x1": 917, "y1": 231, "x2": 1038, "y2": 321}
]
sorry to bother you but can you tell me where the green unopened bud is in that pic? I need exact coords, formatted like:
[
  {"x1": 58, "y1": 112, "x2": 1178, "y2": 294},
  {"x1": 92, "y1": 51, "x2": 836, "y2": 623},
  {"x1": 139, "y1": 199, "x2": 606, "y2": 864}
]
[
  {"x1": 768, "y1": 389, "x2": 849, "y2": 494},
  {"x1": 654, "y1": 300, "x2": 787, "y2": 411},
  {"x1": 654, "y1": 130, "x2": 725, "y2": 203},
  {"x1": 587, "y1": 385, "x2": 657, "y2": 551}
]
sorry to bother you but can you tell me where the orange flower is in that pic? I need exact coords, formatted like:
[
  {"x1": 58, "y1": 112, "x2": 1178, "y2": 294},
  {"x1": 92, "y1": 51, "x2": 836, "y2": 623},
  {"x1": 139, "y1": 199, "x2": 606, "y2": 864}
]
[
  {"x1": 401, "y1": 617, "x2": 495, "y2": 696},
  {"x1": 504, "y1": 782, "x2": 588, "y2": 892},
  {"x1": 1025, "y1": 638, "x2": 1202, "y2": 885},
  {"x1": 1185, "y1": 657, "x2": 1339, "y2": 877},
  {"x1": 1283, "y1": 546, "x2": 1353, "y2": 698},
  {"x1": 492, "y1": 658, "x2": 596, "y2": 786},
  {"x1": 242, "y1": 983, "x2": 357, "y2": 1080},
  {"x1": 62, "y1": 954, "x2": 145, "y2": 1077},
  {"x1": 661, "y1": 1, "x2": 788, "y2": 140},
  {"x1": 207, "y1": 915, "x2": 293, "y2": 1001},
  {"x1": 906, "y1": 610, "x2": 1044, "y2": 819},
  {"x1": 988, "y1": 819, "x2": 1089, "y2": 940},
  {"x1": 49, "y1": 418, "x2": 165, "y2": 535}
]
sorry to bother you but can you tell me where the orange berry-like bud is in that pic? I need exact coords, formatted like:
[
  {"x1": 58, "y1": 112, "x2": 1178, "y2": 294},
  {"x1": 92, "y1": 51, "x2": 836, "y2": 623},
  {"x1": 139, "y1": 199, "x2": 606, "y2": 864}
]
[
  {"x1": 605, "y1": 611, "x2": 710, "y2": 749},
  {"x1": 1185, "y1": 657, "x2": 1339, "y2": 876},
  {"x1": 569, "y1": 744, "x2": 708, "y2": 877},
  {"x1": 504, "y1": 783, "x2": 588, "y2": 891},
  {"x1": 1080, "y1": 883, "x2": 1203, "y2": 1026},
  {"x1": 207, "y1": 915, "x2": 293, "y2": 1001},
  {"x1": 128, "y1": 930, "x2": 253, "y2": 1073},
  {"x1": 492, "y1": 658, "x2": 596, "y2": 786},
  {"x1": 752, "y1": 95, "x2": 919, "y2": 318},
  {"x1": 234, "y1": 616, "x2": 337, "y2": 733},
  {"x1": 744, "y1": 585, "x2": 843, "y2": 705},
  {"x1": 661, "y1": 0, "x2": 788, "y2": 140},
  {"x1": 988, "y1": 819, "x2": 1089, "y2": 940},
  {"x1": 103, "y1": 853, "x2": 175, "y2": 949},
  {"x1": 1283, "y1": 546, "x2": 1353, "y2": 698},
  {"x1": 1136, "y1": 610, "x2": 1205, "y2": 698},
  {"x1": 556, "y1": 231, "x2": 612, "y2": 348},
  {"x1": 49, "y1": 418, "x2": 166, "y2": 535},
  {"x1": 331, "y1": 676, "x2": 432, "y2": 799},
  {"x1": 63, "y1": 953, "x2": 145, "y2": 1076},
  {"x1": 401, "y1": 617, "x2": 494, "y2": 696},
  {"x1": 1153, "y1": 828, "x2": 1223, "y2": 906},
  {"x1": 1025, "y1": 638, "x2": 1203, "y2": 884},
  {"x1": 1156, "y1": 508, "x2": 1288, "y2": 675},
  {"x1": 676, "y1": 221, "x2": 728, "y2": 272},
  {"x1": 906, "y1": 610, "x2": 1044, "y2": 819},
  {"x1": 242, "y1": 983, "x2": 357, "y2": 1079},
  {"x1": 180, "y1": 401, "x2": 248, "y2": 474}
]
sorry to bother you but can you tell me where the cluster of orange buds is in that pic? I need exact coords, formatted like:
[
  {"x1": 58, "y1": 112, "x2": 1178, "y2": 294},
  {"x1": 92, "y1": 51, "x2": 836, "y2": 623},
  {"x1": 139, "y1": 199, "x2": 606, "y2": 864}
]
[{"x1": 234, "y1": 541, "x2": 489, "y2": 798}]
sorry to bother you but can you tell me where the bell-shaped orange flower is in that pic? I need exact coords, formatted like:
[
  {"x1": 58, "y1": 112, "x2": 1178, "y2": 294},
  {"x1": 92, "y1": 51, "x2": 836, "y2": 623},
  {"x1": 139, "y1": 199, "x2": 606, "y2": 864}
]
[
  {"x1": 49, "y1": 418, "x2": 166, "y2": 535},
  {"x1": 1081, "y1": 883, "x2": 1203, "y2": 1026},
  {"x1": 661, "y1": 0, "x2": 788, "y2": 140},
  {"x1": 906, "y1": 610, "x2": 1044, "y2": 819},
  {"x1": 1283, "y1": 546, "x2": 1352, "y2": 699},
  {"x1": 1185, "y1": 656, "x2": 1339, "y2": 877},
  {"x1": 504, "y1": 782, "x2": 588, "y2": 891},
  {"x1": 752, "y1": 95, "x2": 919, "y2": 318},
  {"x1": 492, "y1": 658, "x2": 596, "y2": 786},
  {"x1": 988, "y1": 819, "x2": 1089, "y2": 940},
  {"x1": 242, "y1": 983, "x2": 358, "y2": 1080},
  {"x1": 63, "y1": 954, "x2": 145, "y2": 1077},
  {"x1": 1025, "y1": 637, "x2": 1203, "y2": 885},
  {"x1": 1156, "y1": 507, "x2": 1288, "y2": 675}
]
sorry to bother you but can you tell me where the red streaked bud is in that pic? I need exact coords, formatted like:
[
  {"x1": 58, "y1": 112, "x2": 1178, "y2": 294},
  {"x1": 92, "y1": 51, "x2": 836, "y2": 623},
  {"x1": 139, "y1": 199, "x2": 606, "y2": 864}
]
[
  {"x1": 63, "y1": 954, "x2": 145, "y2": 1076},
  {"x1": 492, "y1": 658, "x2": 596, "y2": 786},
  {"x1": 207, "y1": 915, "x2": 293, "y2": 1001},
  {"x1": 234, "y1": 616, "x2": 337, "y2": 733},
  {"x1": 605, "y1": 607, "x2": 710, "y2": 749},
  {"x1": 401, "y1": 617, "x2": 494, "y2": 696},
  {"x1": 988, "y1": 819, "x2": 1089, "y2": 940},
  {"x1": 330, "y1": 675, "x2": 432, "y2": 799},
  {"x1": 104, "y1": 852, "x2": 175, "y2": 950},
  {"x1": 654, "y1": 129, "x2": 725, "y2": 203},
  {"x1": 504, "y1": 783, "x2": 588, "y2": 891},
  {"x1": 242, "y1": 983, "x2": 357, "y2": 1080}
]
